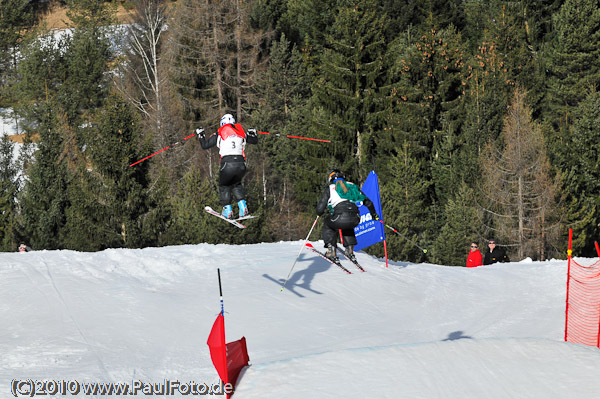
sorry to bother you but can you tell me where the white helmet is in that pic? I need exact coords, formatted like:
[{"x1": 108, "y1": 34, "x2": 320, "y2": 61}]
[{"x1": 220, "y1": 113, "x2": 235, "y2": 127}]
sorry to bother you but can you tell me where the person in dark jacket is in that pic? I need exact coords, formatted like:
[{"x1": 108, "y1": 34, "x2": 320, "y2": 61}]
[
  {"x1": 315, "y1": 170, "x2": 379, "y2": 262},
  {"x1": 196, "y1": 114, "x2": 258, "y2": 219},
  {"x1": 483, "y1": 239, "x2": 510, "y2": 265}
]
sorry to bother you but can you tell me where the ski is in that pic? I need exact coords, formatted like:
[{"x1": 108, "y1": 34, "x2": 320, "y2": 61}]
[
  {"x1": 337, "y1": 245, "x2": 366, "y2": 272},
  {"x1": 305, "y1": 243, "x2": 351, "y2": 274},
  {"x1": 235, "y1": 214, "x2": 258, "y2": 222},
  {"x1": 204, "y1": 206, "x2": 247, "y2": 229}
]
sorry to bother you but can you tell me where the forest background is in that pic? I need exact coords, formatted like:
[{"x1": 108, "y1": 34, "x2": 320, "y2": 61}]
[{"x1": 1, "y1": 0, "x2": 599, "y2": 266}]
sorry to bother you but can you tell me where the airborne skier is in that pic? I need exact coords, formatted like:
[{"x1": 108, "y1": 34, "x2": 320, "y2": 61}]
[{"x1": 196, "y1": 114, "x2": 258, "y2": 219}]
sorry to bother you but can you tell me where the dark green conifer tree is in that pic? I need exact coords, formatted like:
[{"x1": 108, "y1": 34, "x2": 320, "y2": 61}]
[
  {"x1": 168, "y1": 167, "x2": 220, "y2": 244},
  {"x1": 561, "y1": 91, "x2": 600, "y2": 256},
  {"x1": 0, "y1": 0, "x2": 34, "y2": 99},
  {"x1": 0, "y1": 136, "x2": 19, "y2": 251},
  {"x1": 379, "y1": 142, "x2": 431, "y2": 262},
  {"x1": 12, "y1": 29, "x2": 70, "y2": 249},
  {"x1": 545, "y1": 0, "x2": 600, "y2": 166},
  {"x1": 16, "y1": 0, "x2": 118, "y2": 250},
  {"x1": 460, "y1": 1, "x2": 542, "y2": 183},
  {"x1": 279, "y1": 0, "x2": 338, "y2": 47},
  {"x1": 64, "y1": 93, "x2": 153, "y2": 250},
  {"x1": 302, "y1": 0, "x2": 388, "y2": 198},
  {"x1": 382, "y1": 0, "x2": 466, "y2": 39},
  {"x1": 18, "y1": 106, "x2": 69, "y2": 250},
  {"x1": 382, "y1": 22, "x2": 467, "y2": 260},
  {"x1": 61, "y1": 0, "x2": 115, "y2": 125},
  {"x1": 250, "y1": 34, "x2": 312, "y2": 239},
  {"x1": 431, "y1": 182, "x2": 483, "y2": 266}
]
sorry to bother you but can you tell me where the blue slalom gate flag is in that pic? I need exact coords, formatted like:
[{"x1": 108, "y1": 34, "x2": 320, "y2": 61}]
[{"x1": 354, "y1": 171, "x2": 386, "y2": 251}]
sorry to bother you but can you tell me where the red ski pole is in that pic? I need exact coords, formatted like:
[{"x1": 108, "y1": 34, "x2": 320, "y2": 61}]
[
  {"x1": 129, "y1": 132, "x2": 196, "y2": 167},
  {"x1": 258, "y1": 131, "x2": 331, "y2": 143},
  {"x1": 378, "y1": 220, "x2": 428, "y2": 254},
  {"x1": 281, "y1": 216, "x2": 320, "y2": 292}
]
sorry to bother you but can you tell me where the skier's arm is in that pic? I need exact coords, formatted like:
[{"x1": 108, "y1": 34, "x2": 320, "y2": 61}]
[
  {"x1": 315, "y1": 187, "x2": 330, "y2": 216},
  {"x1": 246, "y1": 128, "x2": 258, "y2": 145},
  {"x1": 360, "y1": 190, "x2": 379, "y2": 220},
  {"x1": 196, "y1": 128, "x2": 217, "y2": 149}
]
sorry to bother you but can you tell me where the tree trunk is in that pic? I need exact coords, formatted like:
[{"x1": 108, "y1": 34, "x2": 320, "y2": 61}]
[
  {"x1": 235, "y1": 0, "x2": 242, "y2": 120},
  {"x1": 212, "y1": 11, "x2": 224, "y2": 112},
  {"x1": 518, "y1": 174, "x2": 524, "y2": 260}
]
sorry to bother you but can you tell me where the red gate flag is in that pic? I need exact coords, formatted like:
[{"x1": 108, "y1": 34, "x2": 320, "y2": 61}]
[
  {"x1": 208, "y1": 269, "x2": 250, "y2": 396},
  {"x1": 226, "y1": 337, "x2": 250, "y2": 387},
  {"x1": 207, "y1": 314, "x2": 250, "y2": 396},
  {"x1": 207, "y1": 314, "x2": 228, "y2": 384}
]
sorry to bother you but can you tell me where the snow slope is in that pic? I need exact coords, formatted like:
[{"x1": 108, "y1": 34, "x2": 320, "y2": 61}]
[
  {"x1": 0, "y1": 108, "x2": 23, "y2": 167},
  {"x1": 0, "y1": 108, "x2": 17, "y2": 137},
  {"x1": 1, "y1": 241, "x2": 599, "y2": 398}
]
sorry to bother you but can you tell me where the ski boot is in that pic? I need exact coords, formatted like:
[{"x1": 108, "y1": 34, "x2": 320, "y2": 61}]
[
  {"x1": 345, "y1": 245, "x2": 357, "y2": 263},
  {"x1": 221, "y1": 204, "x2": 233, "y2": 219},
  {"x1": 238, "y1": 199, "x2": 248, "y2": 217},
  {"x1": 325, "y1": 243, "x2": 339, "y2": 263}
]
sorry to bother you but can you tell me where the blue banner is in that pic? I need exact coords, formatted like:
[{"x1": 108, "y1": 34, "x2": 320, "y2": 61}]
[{"x1": 354, "y1": 171, "x2": 385, "y2": 251}]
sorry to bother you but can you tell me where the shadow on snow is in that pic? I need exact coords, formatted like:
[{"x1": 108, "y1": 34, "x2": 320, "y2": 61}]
[{"x1": 263, "y1": 254, "x2": 332, "y2": 298}]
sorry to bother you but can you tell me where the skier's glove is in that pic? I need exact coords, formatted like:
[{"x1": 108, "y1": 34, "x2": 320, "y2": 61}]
[
  {"x1": 371, "y1": 213, "x2": 380, "y2": 221},
  {"x1": 196, "y1": 128, "x2": 205, "y2": 139},
  {"x1": 247, "y1": 128, "x2": 257, "y2": 137}
]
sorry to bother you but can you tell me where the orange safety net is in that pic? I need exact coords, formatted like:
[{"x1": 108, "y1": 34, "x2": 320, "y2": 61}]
[{"x1": 565, "y1": 257, "x2": 600, "y2": 348}]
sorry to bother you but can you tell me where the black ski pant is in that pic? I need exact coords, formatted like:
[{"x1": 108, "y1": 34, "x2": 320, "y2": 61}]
[
  {"x1": 219, "y1": 155, "x2": 247, "y2": 206},
  {"x1": 322, "y1": 202, "x2": 360, "y2": 248}
]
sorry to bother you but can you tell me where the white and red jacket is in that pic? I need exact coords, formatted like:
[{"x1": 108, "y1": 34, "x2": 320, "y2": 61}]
[
  {"x1": 199, "y1": 123, "x2": 257, "y2": 159},
  {"x1": 217, "y1": 123, "x2": 247, "y2": 157}
]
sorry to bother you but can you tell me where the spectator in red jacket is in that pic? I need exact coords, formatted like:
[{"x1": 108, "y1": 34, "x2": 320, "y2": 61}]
[{"x1": 466, "y1": 241, "x2": 483, "y2": 267}]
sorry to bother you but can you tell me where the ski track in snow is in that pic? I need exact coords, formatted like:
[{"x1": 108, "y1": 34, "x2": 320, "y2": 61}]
[
  {"x1": 39, "y1": 255, "x2": 113, "y2": 382},
  {"x1": 1, "y1": 242, "x2": 599, "y2": 398}
]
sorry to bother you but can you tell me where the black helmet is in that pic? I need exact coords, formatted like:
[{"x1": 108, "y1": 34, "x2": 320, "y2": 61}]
[{"x1": 328, "y1": 169, "x2": 345, "y2": 184}]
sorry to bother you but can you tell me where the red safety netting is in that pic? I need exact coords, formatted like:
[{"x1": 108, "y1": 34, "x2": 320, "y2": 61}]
[{"x1": 565, "y1": 257, "x2": 600, "y2": 348}]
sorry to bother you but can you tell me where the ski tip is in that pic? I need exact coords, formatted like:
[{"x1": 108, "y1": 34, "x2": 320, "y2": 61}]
[
  {"x1": 305, "y1": 243, "x2": 314, "y2": 248},
  {"x1": 204, "y1": 206, "x2": 212, "y2": 211}
]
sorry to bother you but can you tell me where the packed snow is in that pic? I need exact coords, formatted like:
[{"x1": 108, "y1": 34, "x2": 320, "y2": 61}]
[
  {"x1": 0, "y1": 108, "x2": 23, "y2": 167},
  {"x1": 1, "y1": 241, "x2": 599, "y2": 398},
  {"x1": 1, "y1": 108, "x2": 18, "y2": 137}
]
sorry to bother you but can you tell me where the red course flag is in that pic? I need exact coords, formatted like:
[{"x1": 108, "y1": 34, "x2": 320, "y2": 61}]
[
  {"x1": 226, "y1": 337, "x2": 250, "y2": 387},
  {"x1": 207, "y1": 314, "x2": 228, "y2": 385},
  {"x1": 207, "y1": 269, "x2": 250, "y2": 397}
]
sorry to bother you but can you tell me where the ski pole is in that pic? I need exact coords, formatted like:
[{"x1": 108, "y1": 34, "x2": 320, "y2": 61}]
[
  {"x1": 378, "y1": 220, "x2": 428, "y2": 254},
  {"x1": 258, "y1": 131, "x2": 331, "y2": 143},
  {"x1": 281, "y1": 216, "x2": 320, "y2": 292},
  {"x1": 129, "y1": 132, "x2": 196, "y2": 167},
  {"x1": 218, "y1": 268, "x2": 225, "y2": 316}
]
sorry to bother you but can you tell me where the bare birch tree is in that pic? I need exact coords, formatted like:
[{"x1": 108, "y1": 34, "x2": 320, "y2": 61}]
[
  {"x1": 119, "y1": 0, "x2": 167, "y2": 127},
  {"x1": 480, "y1": 88, "x2": 561, "y2": 260},
  {"x1": 116, "y1": 0, "x2": 169, "y2": 138}
]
